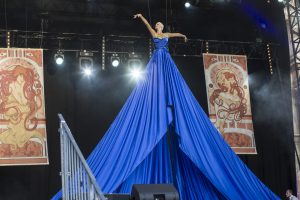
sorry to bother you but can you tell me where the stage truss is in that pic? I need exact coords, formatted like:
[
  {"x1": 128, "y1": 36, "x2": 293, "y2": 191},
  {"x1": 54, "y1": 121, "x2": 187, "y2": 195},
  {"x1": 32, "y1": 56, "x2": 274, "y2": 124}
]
[
  {"x1": 0, "y1": 29, "x2": 278, "y2": 61},
  {"x1": 284, "y1": 0, "x2": 300, "y2": 197}
]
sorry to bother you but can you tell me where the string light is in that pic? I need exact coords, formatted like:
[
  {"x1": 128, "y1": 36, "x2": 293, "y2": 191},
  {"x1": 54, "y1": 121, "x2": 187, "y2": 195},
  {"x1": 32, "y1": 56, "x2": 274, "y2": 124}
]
[
  {"x1": 6, "y1": 31, "x2": 10, "y2": 48},
  {"x1": 102, "y1": 36, "x2": 105, "y2": 70},
  {"x1": 267, "y1": 44, "x2": 273, "y2": 75},
  {"x1": 206, "y1": 41, "x2": 209, "y2": 53},
  {"x1": 149, "y1": 38, "x2": 152, "y2": 58}
]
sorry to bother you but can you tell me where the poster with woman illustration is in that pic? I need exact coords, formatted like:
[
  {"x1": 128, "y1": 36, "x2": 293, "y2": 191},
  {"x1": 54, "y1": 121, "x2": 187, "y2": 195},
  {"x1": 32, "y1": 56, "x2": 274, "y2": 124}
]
[
  {"x1": 0, "y1": 48, "x2": 48, "y2": 165},
  {"x1": 203, "y1": 53, "x2": 257, "y2": 154}
]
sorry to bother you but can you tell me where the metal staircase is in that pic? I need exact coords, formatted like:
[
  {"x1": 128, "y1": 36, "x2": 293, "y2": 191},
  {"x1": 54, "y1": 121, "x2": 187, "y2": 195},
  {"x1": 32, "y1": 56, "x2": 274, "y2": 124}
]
[{"x1": 58, "y1": 114, "x2": 107, "y2": 200}]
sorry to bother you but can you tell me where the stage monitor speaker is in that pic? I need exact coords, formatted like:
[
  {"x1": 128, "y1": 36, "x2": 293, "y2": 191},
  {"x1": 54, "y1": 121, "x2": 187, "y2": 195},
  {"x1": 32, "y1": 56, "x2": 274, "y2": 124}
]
[
  {"x1": 131, "y1": 184, "x2": 179, "y2": 200},
  {"x1": 105, "y1": 194, "x2": 131, "y2": 200}
]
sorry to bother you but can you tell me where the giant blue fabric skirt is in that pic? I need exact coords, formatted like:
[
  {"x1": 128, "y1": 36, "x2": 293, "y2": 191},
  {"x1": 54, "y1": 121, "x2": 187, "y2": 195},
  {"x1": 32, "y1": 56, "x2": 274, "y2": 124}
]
[{"x1": 52, "y1": 38, "x2": 279, "y2": 200}]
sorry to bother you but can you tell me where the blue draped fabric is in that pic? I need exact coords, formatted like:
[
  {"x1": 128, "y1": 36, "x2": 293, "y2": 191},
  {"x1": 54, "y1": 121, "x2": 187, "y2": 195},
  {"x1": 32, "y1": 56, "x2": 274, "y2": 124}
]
[{"x1": 52, "y1": 38, "x2": 279, "y2": 200}]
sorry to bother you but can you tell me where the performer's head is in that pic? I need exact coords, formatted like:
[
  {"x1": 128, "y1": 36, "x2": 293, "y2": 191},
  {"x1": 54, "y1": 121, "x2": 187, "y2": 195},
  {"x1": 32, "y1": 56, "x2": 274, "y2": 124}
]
[
  {"x1": 286, "y1": 189, "x2": 293, "y2": 198},
  {"x1": 155, "y1": 22, "x2": 164, "y2": 32}
]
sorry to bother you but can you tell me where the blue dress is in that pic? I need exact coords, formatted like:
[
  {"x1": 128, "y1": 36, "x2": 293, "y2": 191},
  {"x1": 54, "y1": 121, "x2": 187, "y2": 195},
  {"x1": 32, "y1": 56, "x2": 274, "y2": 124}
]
[{"x1": 52, "y1": 38, "x2": 279, "y2": 200}]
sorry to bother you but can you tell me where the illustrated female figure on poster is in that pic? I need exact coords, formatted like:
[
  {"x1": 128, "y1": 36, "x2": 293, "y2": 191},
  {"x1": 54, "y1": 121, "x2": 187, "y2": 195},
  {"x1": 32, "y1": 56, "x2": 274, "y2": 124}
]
[
  {"x1": 209, "y1": 68, "x2": 247, "y2": 136},
  {"x1": 0, "y1": 65, "x2": 44, "y2": 156}
]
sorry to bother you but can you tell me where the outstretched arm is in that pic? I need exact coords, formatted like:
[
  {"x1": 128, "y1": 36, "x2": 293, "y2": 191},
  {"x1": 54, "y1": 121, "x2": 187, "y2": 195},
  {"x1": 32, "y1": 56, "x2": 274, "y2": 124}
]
[
  {"x1": 134, "y1": 13, "x2": 156, "y2": 37},
  {"x1": 166, "y1": 33, "x2": 188, "y2": 42}
]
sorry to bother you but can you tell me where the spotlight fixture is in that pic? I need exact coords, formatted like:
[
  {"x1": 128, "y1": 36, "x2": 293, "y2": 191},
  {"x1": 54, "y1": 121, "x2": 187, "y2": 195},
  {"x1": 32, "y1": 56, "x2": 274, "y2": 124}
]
[
  {"x1": 83, "y1": 67, "x2": 93, "y2": 76},
  {"x1": 111, "y1": 54, "x2": 120, "y2": 68},
  {"x1": 260, "y1": 23, "x2": 267, "y2": 29},
  {"x1": 79, "y1": 50, "x2": 94, "y2": 70},
  {"x1": 80, "y1": 49, "x2": 93, "y2": 57},
  {"x1": 277, "y1": 0, "x2": 285, "y2": 4},
  {"x1": 54, "y1": 50, "x2": 64, "y2": 65},
  {"x1": 185, "y1": 2, "x2": 191, "y2": 8},
  {"x1": 130, "y1": 68, "x2": 143, "y2": 80},
  {"x1": 128, "y1": 59, "x2": 142, "y2": 70},
  {"x1": 80, "y1": 57, "x2": 93, "y2": 69},
  {"x1": 128, "y1": 52, "x2": 142, "y2": 70}
]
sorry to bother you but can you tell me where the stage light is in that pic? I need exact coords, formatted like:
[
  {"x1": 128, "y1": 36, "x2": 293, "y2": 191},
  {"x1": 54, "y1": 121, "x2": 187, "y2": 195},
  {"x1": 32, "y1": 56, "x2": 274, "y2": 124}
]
[
  {"x1": 79, "y1": 50, "x2": 94, "y2": 74},
  {"x1": 185, "y1": 2, "x2": 191, "y2": 8},
  {"x1": 128, "y1": 53, "x2": 144, "y2": 80},
  {"x1": 83, "y1": 67, "x2": 92, "y2": 76},
  {"x1": 55, "y1": 56, "x2": 64, "y2": 65},
  {"x1": 128, "y1": 52, "x2": 142, "y2": 70},
  {"x1": 112, "y1": 59, "x2": 120, "y2": 67},
  {"x1": 260, "y1": 23, "x2": 267, "y2": 29},
  {"x1": 130, "y1": 68, "x2": 143, "y2": 80},
  {"x1": 54, "y1": 51, "x2": 64, "y2": 65},
  {"x1": 111, "y1": 54, "x2": 120, "y2": 67},
  {"x1": 277, "y1": 0, "x2": 285, "y2": 4},
  {"x1": 79, "y1": 57, "x2": 93, "y2": 68},
  {"x1": 128, "y1": 59, "x2": 142, "y2": 69}
]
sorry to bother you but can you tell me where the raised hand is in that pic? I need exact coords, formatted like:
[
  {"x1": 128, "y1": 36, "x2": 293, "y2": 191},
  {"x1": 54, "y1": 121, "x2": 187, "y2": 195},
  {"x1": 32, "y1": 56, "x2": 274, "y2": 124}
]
[
  {"x1": 134, "y1": 14, "x2": 142, "y2": 19},
  {"x1": 184, "y1": 36, "x2": 188, "y2": 43}
]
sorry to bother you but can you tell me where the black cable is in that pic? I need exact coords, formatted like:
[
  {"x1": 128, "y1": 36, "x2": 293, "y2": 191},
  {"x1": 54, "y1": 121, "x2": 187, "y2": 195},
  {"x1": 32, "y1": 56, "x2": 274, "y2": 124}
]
[
  {"x1": 4, "y1": 0, "x2": 7, "y2": 31},
  {"x1": 170, "y1": 0, "x2": 173, "y2": 32},
  {"x1": 40, "y1": 18, "x2": 43, "y2": 48},
  {"x1": 147, "y1": 0, "x2": 152, "y2": 25},
  {"x1": 166, "y1": 0, "x2": 168, "y2": 29},
  {"x1": 39, "y1": 0, "x2": 44, "y2": 48},
  {"x1": 25, "y1": 0, "x2": 28, "y2": 48}
]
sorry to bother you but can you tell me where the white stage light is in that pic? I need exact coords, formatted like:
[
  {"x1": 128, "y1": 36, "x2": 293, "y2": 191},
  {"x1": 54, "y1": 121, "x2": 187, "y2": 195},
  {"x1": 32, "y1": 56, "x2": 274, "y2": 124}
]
[
  {"x1": 130, "y1": 68, "x2": 143, "y2": 80},
  {"x1": 112, "y1": 59, "x2": 120, "y2": 67},
  {"x1": 80, "y1": 57, "x2": 93, "y2": 70},
  {"x1": 79, "y1": 50, "x2": 94, "y2": 68},
  {"x1": 54, "y1": 51, "x2": 64, "y2": 65},
  {"x1": 83, "y1": 68, "x2": 92, "y2": 76},
  {"x1": 185, "y1": 2, "x2": 191, "y2": 8},
  {"x1": 128, "y1": 53, "x2": 144, "y2": 80},
  {"x1": 128, "y1": 59, "x2": 142, "y2": 70},
  {"x1": 111, "y1": 54, "x2": 120, "y2": 67},
  {"x1": 56, "y1": 56, "x2": 64, "y2": 65},
  {"x1": 277, "y1": 0, "x2": 285, "y2": 3}
]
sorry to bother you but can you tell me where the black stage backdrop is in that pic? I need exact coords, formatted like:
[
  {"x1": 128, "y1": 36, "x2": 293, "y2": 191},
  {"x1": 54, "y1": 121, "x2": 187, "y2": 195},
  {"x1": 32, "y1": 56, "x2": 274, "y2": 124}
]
[{"x1": 0, "y1": 0, "x2": 296, "y2": 199}]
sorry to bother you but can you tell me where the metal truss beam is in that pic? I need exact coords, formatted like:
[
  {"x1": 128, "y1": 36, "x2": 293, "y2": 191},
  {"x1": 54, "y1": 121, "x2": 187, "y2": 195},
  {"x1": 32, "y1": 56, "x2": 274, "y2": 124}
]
[
  {"x1": 0, "y1": 30, "x2": 277, "y2": 61},
  {"x1": 284, "y1": 0, "x2": 300, "y2": 197},
  {"x1": 286, "y1": 0, "x2": 300, "y2": 86}
]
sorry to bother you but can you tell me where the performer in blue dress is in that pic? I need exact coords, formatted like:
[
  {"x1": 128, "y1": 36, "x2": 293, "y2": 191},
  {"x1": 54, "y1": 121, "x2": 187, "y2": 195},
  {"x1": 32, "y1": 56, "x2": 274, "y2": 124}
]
[
  {"x1": 53, "y1": 14, "x2": 280, "y2": 200},
  {"x1": 133, "y1": 13, "x2": 188, "y2": 42}
]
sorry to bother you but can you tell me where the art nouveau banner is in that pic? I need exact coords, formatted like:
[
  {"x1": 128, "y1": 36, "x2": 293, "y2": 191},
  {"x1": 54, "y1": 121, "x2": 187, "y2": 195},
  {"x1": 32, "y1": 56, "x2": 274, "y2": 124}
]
[
  {"x1": 203, "y1": 53, "x2": 257, "y2": 154},
  {"x1": 0, "y1": 48, "x2": 48, "y2": 165}
]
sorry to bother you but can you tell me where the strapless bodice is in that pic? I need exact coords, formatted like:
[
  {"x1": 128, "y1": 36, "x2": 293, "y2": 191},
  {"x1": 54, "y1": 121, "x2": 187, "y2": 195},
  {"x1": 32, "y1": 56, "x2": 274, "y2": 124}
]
[{"x1": 153, "y1": 37, "x2": 169, "y2": 50}]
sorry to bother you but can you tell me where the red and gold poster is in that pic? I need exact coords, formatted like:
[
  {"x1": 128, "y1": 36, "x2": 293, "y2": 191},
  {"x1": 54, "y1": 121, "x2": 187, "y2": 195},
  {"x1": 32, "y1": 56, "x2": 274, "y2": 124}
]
[
  {"x1": 0, "y1": 48, "x2": 48, "y2": 165},
  {"x1": 203, "y1": 53, "x2": 257, "y2": 154}
]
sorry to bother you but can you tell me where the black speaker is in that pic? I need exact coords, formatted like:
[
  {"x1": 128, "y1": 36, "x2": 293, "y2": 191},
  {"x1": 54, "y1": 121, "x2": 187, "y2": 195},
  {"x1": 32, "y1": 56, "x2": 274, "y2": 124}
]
[
  {"x1": 131, "y1": 184, "x2": 179, "y2": 200},
  {"x1": 105, "y1": 194, "x2": 131, "y2": 200}
]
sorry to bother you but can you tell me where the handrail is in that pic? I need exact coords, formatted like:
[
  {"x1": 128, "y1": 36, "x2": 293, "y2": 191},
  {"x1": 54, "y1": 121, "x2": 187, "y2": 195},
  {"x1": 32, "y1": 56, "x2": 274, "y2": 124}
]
[{"x1": 58, "y1": 113, "x2": 106, "y2": 200}]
